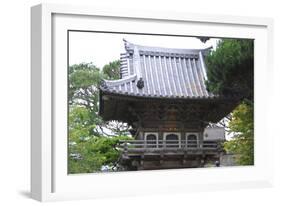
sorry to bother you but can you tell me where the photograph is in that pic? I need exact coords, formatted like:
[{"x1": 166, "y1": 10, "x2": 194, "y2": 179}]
[{"x1": 67, "y1": 31, "x2": 254, "y2": 174}]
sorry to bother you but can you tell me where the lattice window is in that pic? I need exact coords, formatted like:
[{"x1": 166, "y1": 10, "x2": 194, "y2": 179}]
[
  {"x1": 164, "y1": 133, "x2": 180, "y2": 148},
  {"x1": 144, "y1": 133, "x2": 158, "y2": 148},
  {"x1": 186, "y1": 133, "x2": 199, "y2": 148}
]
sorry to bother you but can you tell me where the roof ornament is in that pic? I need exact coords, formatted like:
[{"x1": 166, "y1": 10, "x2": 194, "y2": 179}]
[
  {"x1": 100, "y1": 79, "x2": 108, "y2": 89},
  {"x1": 137, "y1": 78, "x2": 144, "y2": 89},
  {"x1": 123, "y1": 38, "x2": 130, "y2": 50}
]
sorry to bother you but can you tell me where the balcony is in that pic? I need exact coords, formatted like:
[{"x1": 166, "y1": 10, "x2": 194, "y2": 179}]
[{"x1": 118, "y1": 139, "x2": 222, "y2": 157}]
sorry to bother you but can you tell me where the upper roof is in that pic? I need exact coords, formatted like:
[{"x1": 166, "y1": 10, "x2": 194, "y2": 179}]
[{"x1": 100, "y1": 40, "x2": 216, "y2": 99}]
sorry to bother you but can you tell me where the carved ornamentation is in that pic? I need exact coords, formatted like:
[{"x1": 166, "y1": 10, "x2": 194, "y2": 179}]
[
  {"x1": 100, "y1": 79, "x2": 108, "y2": 89},
  {"x1": 136, "y1": 78, "x2": 144, "y2": 89}
]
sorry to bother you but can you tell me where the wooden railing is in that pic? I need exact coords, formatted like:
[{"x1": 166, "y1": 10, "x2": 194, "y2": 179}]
[{"x1": 118, "y1": 140, "x2": 220, "y2": 152}]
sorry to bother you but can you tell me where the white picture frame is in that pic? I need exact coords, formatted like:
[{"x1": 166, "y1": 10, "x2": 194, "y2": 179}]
[{"x1": 31, "y1": 3, "x2": 274, "y2": 202}]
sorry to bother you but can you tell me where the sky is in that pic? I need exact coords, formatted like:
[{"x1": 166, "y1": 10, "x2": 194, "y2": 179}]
[{"x1": 69, "y1": 31, "x2": 220, "y2": 68}]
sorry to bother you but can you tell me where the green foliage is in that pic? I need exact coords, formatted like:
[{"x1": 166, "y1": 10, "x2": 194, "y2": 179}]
[
  {"x1": 102, "y1": 60, "x2": 121, "y2": 80},
  {"x1": 68, "y1": 62, "x2": 131, "y2": 173},
  {"x1": 92, "y1": 136, "x2": 132, "y2": 164},
  {"x1": 69, "y1": 63, "x2": 103, "y2": 107},
  {"x1": 69, "y1": 137, "x2": 105, "y2": 174},
  {"x1": 68, "y1": 106, "x2": 95, "y2": 142},
  {"x1": 68, "y1": 103, "x2": 132, "y2": 173},
  {"x1": 205, "y1": 39, "x2": 254, "y2": 101},
  {"x1": 68, "y1": 62, "x2": 126, "y2": 137},
  {"x1": 206, "y1": 39, "x2": 254, "y2": 165},
  {"x1": 223, "y1": 103, "x2": 254, "y2": 165},
  {"x1": 69, "y1": 133, "x2": 132, "y2": 174}
]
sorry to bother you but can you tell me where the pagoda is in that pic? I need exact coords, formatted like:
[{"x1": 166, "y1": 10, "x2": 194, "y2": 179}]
[{"x1": 99, "y1": 40, "x2": 239, "y2": 170}]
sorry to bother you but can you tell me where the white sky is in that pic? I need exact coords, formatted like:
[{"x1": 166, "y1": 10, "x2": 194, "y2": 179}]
[{"x1": 69, "y1": 31, "x2": 220, "y2": 68}]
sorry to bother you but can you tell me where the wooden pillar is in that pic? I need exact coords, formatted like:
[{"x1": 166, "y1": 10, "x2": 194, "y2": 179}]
[
  {"x1": 180, "y1": 131, "x2": 185, "y2": 149},
  {"x1": 138, "y1": 129, "x2": 144, "y2": 140},
  {"x1": 198, "y1": 128, "x2": 204, "y2": 148},
  {"x1": 158, "y1": 125, "x2": 163, "y2": 148}
]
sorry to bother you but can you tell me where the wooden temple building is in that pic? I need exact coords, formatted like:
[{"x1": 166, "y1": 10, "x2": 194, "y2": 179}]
[{"x1": 99, "y1": 40, "x2": 239, "y2": 170}]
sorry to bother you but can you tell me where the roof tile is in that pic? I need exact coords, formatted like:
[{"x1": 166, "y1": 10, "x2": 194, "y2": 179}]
[{"x1": 100, "y1": 41, "x2": 215, "y2": 99}]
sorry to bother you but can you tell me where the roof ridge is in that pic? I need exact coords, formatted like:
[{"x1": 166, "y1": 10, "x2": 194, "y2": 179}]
[
  {"x1": 123, "y1": 39, "x2": 212, "y2": 55},
  {"x1": 101, "y1": 74, "x2": 137, "y2": 88}
]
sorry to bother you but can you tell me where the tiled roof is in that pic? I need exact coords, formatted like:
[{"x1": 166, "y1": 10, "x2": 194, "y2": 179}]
[{"x1": 100, "y1": 40, "x2": 217, "y2": 99}]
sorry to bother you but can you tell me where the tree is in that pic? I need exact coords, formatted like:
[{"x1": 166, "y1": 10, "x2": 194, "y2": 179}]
[
  {"x1": 102, "y1": 60, "x2": 121, "y2": 80},
  {"x1": 68, "y1": 63, "x2": 104, "y2": 136},
  {"x1": 206, "y1": 39, "x2": 254, "y2": 102},
  {"x1": 69, "y1": 125, "x2": 132, "y2": 173},
  {"x1": 205, "y1": 39, "x2": 254, "y2": 165},
  {"x1": 68, "y1": 104, "x2": 99, "y2": 173},
  {"x1": 68, "y1": 104, "x2": 132, "y2": 173},
  {"x1": 69, "y1": 63, "x2": 102, "y2": 108},
  {"x1": 223, "y1": 103, "x2": 254, "y2": 165},
  {"x1": 68, "y1": 62, "x2": 131, "y2": 173},
  {"x1": 69, "y1": 134, "x2": 132, "y2": 173},
  {"x1": 68, "y1": 62, "x2": 129, "y2": 137}
]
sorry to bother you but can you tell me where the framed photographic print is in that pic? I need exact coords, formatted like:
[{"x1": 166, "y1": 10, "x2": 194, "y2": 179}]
[{"x1": 31, "y1": 3, "x2": 274, "y2": 201}]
